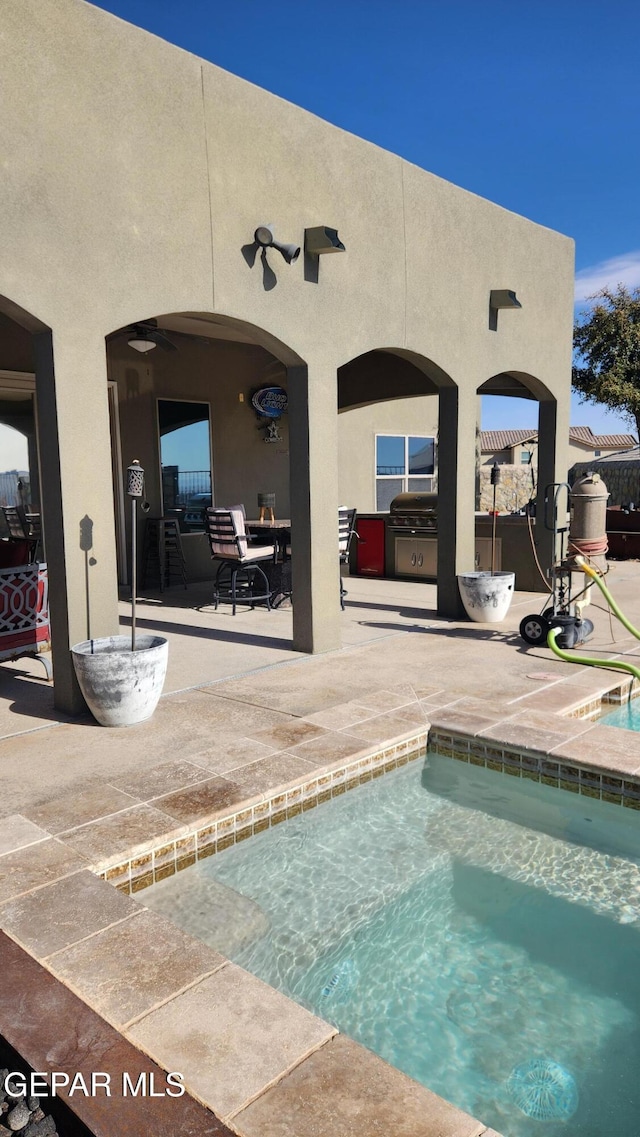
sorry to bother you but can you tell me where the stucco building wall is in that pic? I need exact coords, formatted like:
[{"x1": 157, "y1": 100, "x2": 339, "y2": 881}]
[{"x1": 0, "y1": 0, "x2": 576, "y2": 709}]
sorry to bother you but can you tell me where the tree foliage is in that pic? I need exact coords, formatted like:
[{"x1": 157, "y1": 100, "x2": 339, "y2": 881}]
[{"x1": 572, "y1": 284, "x2": 640, "y2": 439}]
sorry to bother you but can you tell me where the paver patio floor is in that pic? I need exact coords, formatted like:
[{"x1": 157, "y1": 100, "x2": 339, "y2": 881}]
[
  {"x1": 2, "y1": 565, "x2": 640, "y2": 816},
  {"x1": 2, "y1": 564, "x2": 640, "y2": 1137}
]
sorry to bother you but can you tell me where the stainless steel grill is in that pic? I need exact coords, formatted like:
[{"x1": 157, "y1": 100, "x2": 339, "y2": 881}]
[
  {"x1": 388, "y1": 492, "x2": 438, "y2": 532},
  {"x1": 388, "y1": 492, "x2": 438, "y2": 577}
]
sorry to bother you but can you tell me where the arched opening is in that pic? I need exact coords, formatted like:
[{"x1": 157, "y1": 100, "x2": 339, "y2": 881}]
[
  {"x1": 105, "y1": 312, "x2": 303, "y2": 587},
  {"x1": 0, "y1": 306, "x2": 43, "y2": 542},
  {"x1": 337, "y1": 348, "x2": 462, "y2": 614},
  {"x1": 0, "y1": 298, "x2": 53, "y2": 690},
  {"x1": 478, "y1": 370, "x2": 560, "y2": 587},
  {"x1": 338, "y1": 347, "x2": 452, "y2": 509}
]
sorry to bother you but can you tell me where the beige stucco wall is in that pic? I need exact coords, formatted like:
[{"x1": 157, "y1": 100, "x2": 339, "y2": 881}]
[
  {"x1": 0, "y1": 0, "x2": 575, "y2": 703},
  {"x1": 2, "y1": 0, "x2": 574, "y2": 390},
  {"x1": 338, "y1": 398, "x2": 439, "y2": 512}
]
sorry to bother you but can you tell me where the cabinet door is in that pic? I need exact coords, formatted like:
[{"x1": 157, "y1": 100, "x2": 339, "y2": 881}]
[
  {"x1": 415, "y1": 538, "x2": 437, "y2": 576},
  {"x1": 356, "y1": 519, "x2": 385, "y2": 576},
  {"x1": 395, "y1": 537, "x2": 418, "y2": 575}
]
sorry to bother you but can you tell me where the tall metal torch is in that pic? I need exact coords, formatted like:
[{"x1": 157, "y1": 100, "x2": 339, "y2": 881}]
[
  {"x1": 126, "y1": 459, "x2": 145, "y2": 651},
  {"x1": 490, "y1": 462, "x2": 501, "y2": 576}
]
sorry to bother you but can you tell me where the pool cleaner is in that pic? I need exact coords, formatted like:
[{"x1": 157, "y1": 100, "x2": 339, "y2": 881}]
[
  {"x1": 547, "y1": 626, "x2": 640, "y2": 685},
  {"x1": 519, "y1": 476, "x2": 608, "y2": 649},
  {"x1": 574, "y1": 555, "x2": 640, "y2": 640}
]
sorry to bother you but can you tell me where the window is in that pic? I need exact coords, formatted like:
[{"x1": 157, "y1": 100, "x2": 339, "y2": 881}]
[
  {"x1": 520, "y1": 450, "x2": 532, "y2": 464},
  {"x1": 594, "y1": 449, "x2": 601, "y2": 458},
  {"x1": 375, "y1": 435, "x2": 435, "y2": 510},
  {"x1": 158, "y1": 400, "x2": 212, "y2": 532}
]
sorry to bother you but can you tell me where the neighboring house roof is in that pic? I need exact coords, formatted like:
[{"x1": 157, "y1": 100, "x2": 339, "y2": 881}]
[
  {"x1": 572, "y1": 445, "x2": 640, "y2": 465},
  {"x1": 480, "y1": 427, "x2": 637, "y2": 452},
  {"x1": 585, "y1": 433, "x2": 638, "y2": 448},
  {"x1": 568, "y1": 425, "x2": 595, "y2": 444},
  {"x1": 480, "y1": 430, "x2": 537, "y2": 451}
]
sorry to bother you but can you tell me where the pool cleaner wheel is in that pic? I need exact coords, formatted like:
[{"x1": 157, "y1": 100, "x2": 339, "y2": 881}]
[
  {"x1": 507, "y1": 1058, "x2": 579, "y2": 1120},
  {"x1": 519, "y1": 613, "x2": 550, "y2": 645}
]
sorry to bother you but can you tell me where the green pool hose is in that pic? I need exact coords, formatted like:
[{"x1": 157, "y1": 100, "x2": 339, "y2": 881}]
[
  {"x1": 575, "y1": 556, "x2": 640, "y2": 640},
  {"x1": 547, "y1": 626, "x2": 640, "y2": 685}
]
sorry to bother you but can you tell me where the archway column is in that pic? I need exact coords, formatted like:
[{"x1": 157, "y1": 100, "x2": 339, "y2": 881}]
[
  {"x1": 536, "y1": 397, "x2": 568, "y2": 572},
  {"x1": 437, "y1": 385, "x2": 477, "y2": 617},
  {"x1": 34, "y1": 329, "x2": 119, "y2": 713},
  {"x1": 287, "y1": 360, "x2": 342, "y2": 654}
]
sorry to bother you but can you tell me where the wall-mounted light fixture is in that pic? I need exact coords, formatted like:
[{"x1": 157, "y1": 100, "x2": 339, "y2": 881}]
[
  {"x1": 128, "y1": 335, "x2": 157, "y2": 353},
  {"x1": 303, "y1": 226, "x2": 345, "y2": 283},
  {"x1": 254, "y1": 225, "x2": 300, "y2": 264},
  {"x1": 304, "y1": 226, "x2": 345, "y2": 256},
  {"x1": 489, "y1": 289, "x2": 521, "y2": 331},
  {"x1": 490, "y1": 289, "x2": 521, "y2": 310}
]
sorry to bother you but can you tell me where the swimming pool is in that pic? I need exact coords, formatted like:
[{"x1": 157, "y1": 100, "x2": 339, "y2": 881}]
[
  {"x1": 600, "y1": 699, "x2": 640, "y2": 731},
  {"x1": 144, "y1": 754, "x2": 640, "y2": 1135}
]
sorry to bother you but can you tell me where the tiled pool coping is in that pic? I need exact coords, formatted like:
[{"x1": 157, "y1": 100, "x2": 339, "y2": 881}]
[
  {"x1": 98, "y1": 732, "x2": 428, "y2": 895},
  {"x1": 3, "y1": 675, "x2": 640, "y2": 1136}
]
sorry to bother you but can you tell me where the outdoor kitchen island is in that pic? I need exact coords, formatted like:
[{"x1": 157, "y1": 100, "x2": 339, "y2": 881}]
[{"x1": 352, "y1": 499, "x2": 544, "y2": 592}]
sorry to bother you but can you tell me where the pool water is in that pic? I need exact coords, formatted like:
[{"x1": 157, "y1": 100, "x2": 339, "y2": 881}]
[
  {"x1": 144, "y1": 756, "x2": 640, "y2": 1135},
  {"x1": 600, "y1": 699, "x2": 640, "y2": 730}
]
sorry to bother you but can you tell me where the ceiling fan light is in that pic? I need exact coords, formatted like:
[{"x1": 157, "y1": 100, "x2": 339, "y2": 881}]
[{"x1": 128, "y1": 335, "x2": 157, "y2": 353}]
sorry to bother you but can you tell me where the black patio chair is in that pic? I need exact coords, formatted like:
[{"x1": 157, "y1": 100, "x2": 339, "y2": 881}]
[{"x1": 205, "y1": 506, "x2": 276, "y2": 615}]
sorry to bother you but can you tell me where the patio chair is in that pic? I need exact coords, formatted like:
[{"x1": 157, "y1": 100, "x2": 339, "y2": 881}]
[
  {"x1": 205, "y1": 506, "x2": 275, "y2": 615},
  {"x1": 339, "y1": 506, "x2": 358, "y2": 610},
  {"x1": 2, "y1": 506, "x2": 41, "y2": 563}
]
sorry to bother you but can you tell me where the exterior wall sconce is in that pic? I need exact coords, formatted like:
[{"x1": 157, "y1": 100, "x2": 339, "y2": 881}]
[
  {"x1": 489, "y1": 289, "x2": 521, "y2": 331},
  {"x1": 304, "y1": 226, "x2": 345, "y2": 283},
  {"x1": 304, "y1": 226, "x2": 345, "y2": 256},
  {"x1": 254, "y1": 225, "x2": 300, "y2": 264}
]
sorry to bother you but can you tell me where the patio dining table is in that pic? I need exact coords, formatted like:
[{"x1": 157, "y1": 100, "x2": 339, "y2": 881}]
[{"x1": 246, "y1": 519, "x2": 292, "y2": 607}]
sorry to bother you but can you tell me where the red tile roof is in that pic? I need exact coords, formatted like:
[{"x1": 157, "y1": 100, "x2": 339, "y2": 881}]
[
  {"x1": 584, "y1": 433, "x2": 638, "y2": 448},
  {"x1": 480, "y1": 430, "x2": 537, "y2": 451},
  {"x1": 569, "y1": 425, "x2": 595, "y2": 443},
  {"x1": 480, "y1": 428, "x2": 636, "y2": 452}
]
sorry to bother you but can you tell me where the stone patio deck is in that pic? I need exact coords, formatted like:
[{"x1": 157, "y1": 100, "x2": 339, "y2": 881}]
[{"x1": 2, "y1": 565, "x2": 640, "y2": 1135}]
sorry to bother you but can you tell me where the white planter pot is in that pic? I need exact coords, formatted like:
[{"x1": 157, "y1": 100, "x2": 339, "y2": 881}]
[
  {"x1": 457, "y1": 571, "x2": 515, "y2": 623},
  {"x1": 71, "y1": 634, "x2": 168, "y2": 727}
]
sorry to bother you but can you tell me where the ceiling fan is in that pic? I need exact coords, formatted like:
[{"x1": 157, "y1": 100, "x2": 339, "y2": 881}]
[{"x1": 123, "y1": 320, "x2": 178, "y2": 354}]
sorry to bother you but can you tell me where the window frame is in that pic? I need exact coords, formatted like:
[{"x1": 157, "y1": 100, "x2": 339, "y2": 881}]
[{"x1": 374, "y1": 432, "x2": 436, "y2": 511}]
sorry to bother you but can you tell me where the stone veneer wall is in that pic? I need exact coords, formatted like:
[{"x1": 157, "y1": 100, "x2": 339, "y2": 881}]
[
  {"x1": 479, "y1": 465, "x2": 536, "y2": 512},
  {"x1": 570, "y1": 461, "x2": 640, "y2": 507}
]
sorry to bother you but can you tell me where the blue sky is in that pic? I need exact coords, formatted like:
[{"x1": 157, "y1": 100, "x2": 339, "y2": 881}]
[
  {"x1": 88, "y1": 0, "x2": 640, "y2": 437},
  {"x1": 3, "y1": 0, "x2": 639, "y2": 470}
]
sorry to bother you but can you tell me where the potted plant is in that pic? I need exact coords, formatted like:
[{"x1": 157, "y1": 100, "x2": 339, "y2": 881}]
[
  {"x1": 457, "y1": 569, "x2": 515, "y2": 623},
  {"x1": 71, "y1": 461, "x2": 168, "y2": 726}
]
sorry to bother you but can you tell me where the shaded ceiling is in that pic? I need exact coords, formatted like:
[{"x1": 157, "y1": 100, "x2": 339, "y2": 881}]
[
  {"x1": 0, "y1": 311, "x2": 35, "y2": 373},
  {"x1": 338, "y1": 351, "x2": 439, "y2": 411}
]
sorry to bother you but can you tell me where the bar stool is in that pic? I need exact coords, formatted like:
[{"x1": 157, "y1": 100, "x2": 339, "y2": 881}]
[{"x1": 142, "y1": 518, "x2": 187, "y2": 592}]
